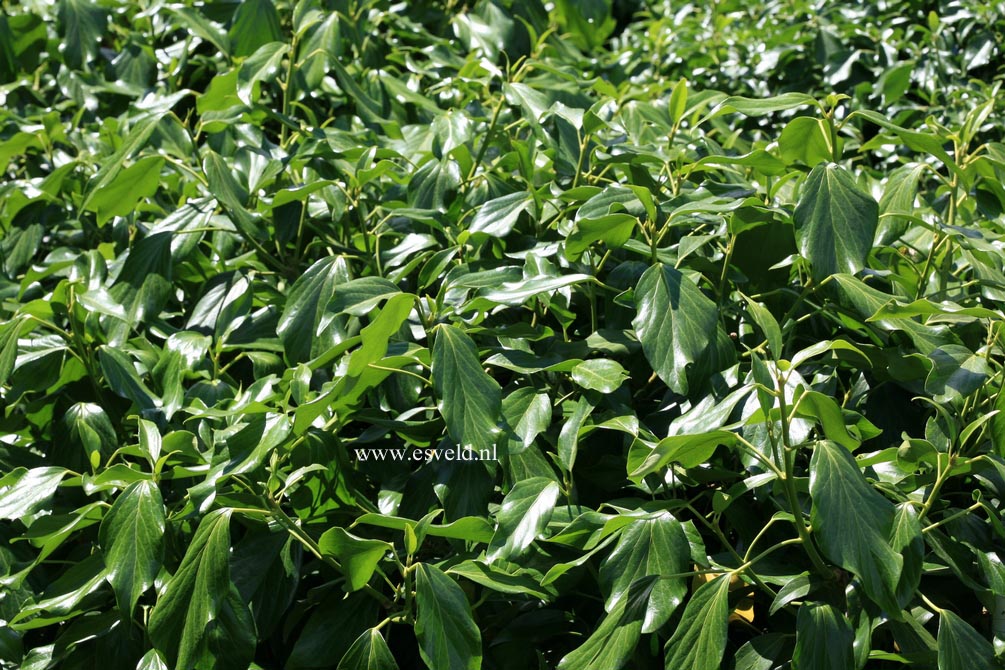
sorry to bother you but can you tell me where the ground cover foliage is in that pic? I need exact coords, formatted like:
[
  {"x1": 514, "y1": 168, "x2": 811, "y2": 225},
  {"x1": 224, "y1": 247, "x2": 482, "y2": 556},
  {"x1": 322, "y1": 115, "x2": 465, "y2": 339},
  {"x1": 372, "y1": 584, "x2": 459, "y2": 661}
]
[{"x1": 1, "y1": 0, "x2": 1005, "y2": 668}]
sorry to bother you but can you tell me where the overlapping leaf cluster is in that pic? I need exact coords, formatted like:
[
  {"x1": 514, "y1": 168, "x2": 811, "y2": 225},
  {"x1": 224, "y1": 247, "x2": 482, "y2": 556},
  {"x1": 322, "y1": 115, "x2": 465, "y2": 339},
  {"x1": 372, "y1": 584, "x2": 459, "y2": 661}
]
[{"x1": 2, "y1": 1, "x2": 1005, "y2": 669}]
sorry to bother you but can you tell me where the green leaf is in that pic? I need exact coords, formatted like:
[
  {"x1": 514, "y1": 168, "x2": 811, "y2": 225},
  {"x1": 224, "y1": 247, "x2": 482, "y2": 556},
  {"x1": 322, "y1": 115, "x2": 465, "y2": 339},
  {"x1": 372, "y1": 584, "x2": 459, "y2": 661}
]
[
  {"x1": 571, "y1": 359, "x2": 628, "y2": 393},
  {"x1": 633, "y1": 263, "x2": 724, "y2": 395},
  {"x1": 663, "y1": 575, "x2": 731, "y2": 670},
  {"x1": 778, "y1": 117, "x2": 833, "y2": 166},
  {"x1": 236, "y1": 42, "x2": 289, "y2": 105},
  {"x1": 599, "y1": 512, "x2": 690, "y2": 633},
  {"x1": 414, "y1": 563, "x2": 482, "y2": 670},
  {"x1": 792, "y1": 603, "x2": 854, "y2": 670},
  {"x1": 278, "y1": 256, "x2": 350, "y2": 362},
  {"x1": 0, "y1": 467, "x2": 66, "y2": 521},
  {"x1": 98, "y1": 347, "x2": 160, "y2": 414},
  {"x1": 148, "y1": 509, "x2": 237, "y2": 670},
  {"x1": 432, "y1": 325, "x2": 502, "y2": 454},
  {"x1": 742, "y1": 295, "x2": 783, "y2": 357},
  {"x1": 58, "y1": 0, "x2": 106, "y2": 69},
  {"x1": 84, "y1": 155, "x2": 163, "y2": 227},
  {"x1": 557, "y1": 577, "x2": 652, "y2": 670},
  {"x1": 229, "y1": 0, "x2": 284, "y2": 57},
  {"x1": 203, "y1": 150, "x2": 266, "y2": 242},
  {"x1": 937, "y1": 610, "x2": 995, "y2": 670},
  {"x1": 628, "y1": 431, "x2": 738, "y2": 479},
  {"x1": 925, "y1": 345, "x2": 990, "y2": 404},
  {"x1": 346, "y1": 293, "x2": 414, "y2": 377},
  {"x1": 793, "y1": 163, "x2": 878, "y2": 281},
  {"x1": 487, "y1": 477, "x2": 561, "y2": 562},
  {"x1": 469, "y1": 192, "x2": 533, "y2": 238},
  {"x1": 501, "y1": 388, "x2": 552, "y2": 454},
  {"x1": 337, "y1": 629, "x2": 399, "y2": 670},
  {"x1": 98, "y1": 481, "x2": 165, "y2": 616},
  {"x1": 318, "y1": 528, "x2": 392, "y2": 593},
  {"x1": 809, "y1": 440, "x2": 903, "y2": 612},
  {"x1": 64, "y1": 402, "x2": 117, "y2": 471}
]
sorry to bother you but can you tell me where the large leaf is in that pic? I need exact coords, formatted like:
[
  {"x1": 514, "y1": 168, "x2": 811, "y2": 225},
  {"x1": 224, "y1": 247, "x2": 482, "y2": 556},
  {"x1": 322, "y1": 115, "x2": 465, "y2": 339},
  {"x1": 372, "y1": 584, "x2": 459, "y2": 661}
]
[
  {"x1": 557, "y1": 577, "x2": 653, "y2": 670},
  {"x1": 0, "y1": 467, "x2": 66, "y2": 520},
  {"x1": 58, "y1": 0, "x2": 106, "y2": 68},
  {"x1": 937, "y1": 609, "x2": 995, "y2": 670},
  {"x1": 469, "y1": 192, "x2": 533, "y2": 238},
  {"x1": 632, "y1": 263, "x2": 723, "y2": 395},
  {"x1": 792, "y1": 603, "x2": 854, "y2": 670},
  {"x1": 432, "y1": 325, "x2": 502, "y2": 454},
  {"x1": 414, "y1": 563, "x2": 482, "y2": 670},
  {"x1": 663, "y1": 575, "x2": 731, "y2": 670},
  {"x1": 148, "y1": 510, "x2": 241, "y2": 670},
  {"x1": 98, "y1": 480, "x2": 165, "y2": 616},
  {"x1": 487, "y1": 477, "x2": 561, "y2": 562},
  {"x1": 809, "y1": 440, "x2": 903, "y2": 612},
  {"x1": 84, "y1": 155, "x2": 163, "y2": 227},
  {"x1": 793, "y1": 163, "x2": 878, "y2": 281},
  {"x1": 599, "y1": 512, "x2": 690, "y2": 633},
  {"x1": 228, "y1": 0, "x2": 284, "y2": 57},
  {"x1": 277, "y1": 256, "x2": 350, "y2": 362}
]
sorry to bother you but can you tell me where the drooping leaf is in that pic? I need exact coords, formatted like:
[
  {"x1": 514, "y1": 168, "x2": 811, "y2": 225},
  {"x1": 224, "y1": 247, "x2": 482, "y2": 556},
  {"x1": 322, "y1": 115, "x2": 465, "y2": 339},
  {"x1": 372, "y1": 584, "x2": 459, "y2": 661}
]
[
  {"x1": 337, "y1": 629, "x2": 399, "y2": 670},
  {"x1": 792, "y1": 603, "x2": 854, "y2": 670}
]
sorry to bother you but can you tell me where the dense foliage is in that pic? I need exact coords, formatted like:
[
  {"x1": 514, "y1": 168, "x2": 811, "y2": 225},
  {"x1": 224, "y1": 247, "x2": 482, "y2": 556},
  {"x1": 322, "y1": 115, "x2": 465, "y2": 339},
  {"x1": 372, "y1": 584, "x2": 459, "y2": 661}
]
[{"x1": 2, "y1": 0, "x2": 1005, "y2": 668}]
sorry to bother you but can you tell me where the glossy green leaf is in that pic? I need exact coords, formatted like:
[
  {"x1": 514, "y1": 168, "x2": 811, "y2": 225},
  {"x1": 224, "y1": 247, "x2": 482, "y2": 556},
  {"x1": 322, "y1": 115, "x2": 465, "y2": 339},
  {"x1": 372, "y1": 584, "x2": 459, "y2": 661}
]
[
  {"x1": 229, "y1": 0, "x2": 284, "y2": 57},
  {"x1": 0, "y1": 467, "x2": 67, "y2": 521},
  {"x1": 557, "y1": 577, "x2": 653, "y2": 670},
  {"x1": 414, "y1": 563, "x2": 482, "y2": 670},
  {"x1": 633, "y1": 263, "x2": 723, "y2": 395},
  {"x1": 337, "y1": 629, "x2": 399, "y2": 670},
  {"x1": 148, "y1": 509, "x2": 237, "y2": 670},
  {"x1": 469, "y1": 192, "x2": 533, "y2": 238},
  {"x1": 85, "y1": 155, "x2": 163, "y2": 226},
  {"x1": 98, "y1": 481, "x2": 165, "y2": 616},
  {"x1": 277, "y1": 256, "x2": 350, "y2": 363},
  {"x1": 571, "y1": 359, "x2": 628, "y2": 393},
  {"x1": 599, "y1": 512, "x2": 690, "y2": 633},
  {"x1": 432, "y1": 325, "x2": 502, "y2": 454},
  {"x1": 792, "y1": 603, "x2": 854, "y2": 670},
  {"x1": 663, "y1": 575, "x2": 731, "y2": 670},
  {"x1": 487, "y1": 477, "x2": 561, "y2": 562},
  {"x1": 794, "y1": 163, "x2": 878, "y2": 281},
  {"x1": 937, "y1": 610, "x2": 995, "y2": 670},
  {"x1": 809, "y1": 440, "x2": 902, "y2": 612}
]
